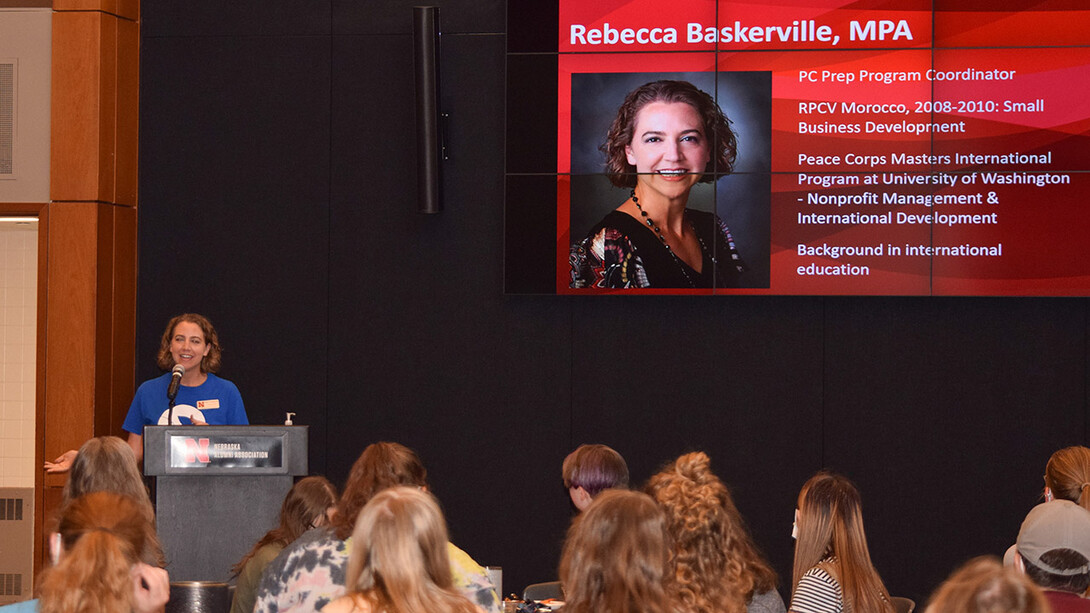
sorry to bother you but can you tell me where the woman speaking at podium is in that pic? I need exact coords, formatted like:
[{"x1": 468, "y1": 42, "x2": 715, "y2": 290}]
[
  {"x1": 121, "y1": 313, "x2": 248, "y2": 463},
  {"x1": 45, "y1": 313, "x2": 248, "y2": 473}
]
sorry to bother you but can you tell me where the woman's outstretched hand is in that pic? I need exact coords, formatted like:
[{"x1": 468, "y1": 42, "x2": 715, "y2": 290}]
[{"x1": 43, "y1": 450, "x2": 78, "y2": 474}]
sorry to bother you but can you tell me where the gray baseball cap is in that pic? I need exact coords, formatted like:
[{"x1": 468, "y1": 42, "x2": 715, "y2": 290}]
[{"x1": 1016, "y1": 500, "x2": 1090, "y2": 576}]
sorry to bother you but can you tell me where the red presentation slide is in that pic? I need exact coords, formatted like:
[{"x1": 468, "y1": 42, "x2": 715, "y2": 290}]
[{"x1": 554, "y1": 0, "x2": 1090, "y2": 295}]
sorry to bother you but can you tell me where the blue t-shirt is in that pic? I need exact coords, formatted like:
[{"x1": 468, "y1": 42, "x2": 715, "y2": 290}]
[
  {"x1": 0, "y1": 599, "x2": 38, "y2": 612},
  {"x1": 123, "y1": 372, "x2": 248, "y2": 434}
]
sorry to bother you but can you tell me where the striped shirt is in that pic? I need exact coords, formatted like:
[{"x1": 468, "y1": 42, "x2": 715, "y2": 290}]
[{"x1": 789, "y1": 566, "x2": 843, "y2": 613}]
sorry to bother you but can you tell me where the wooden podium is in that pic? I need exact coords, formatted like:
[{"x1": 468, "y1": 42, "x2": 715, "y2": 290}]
[{"x1": 143, "y1": 426, "x2": 308, "y2": 582}]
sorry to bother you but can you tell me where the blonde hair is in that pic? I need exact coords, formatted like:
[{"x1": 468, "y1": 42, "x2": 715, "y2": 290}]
[
  {"x1": 38, "y1": 492, "x2": 153, "y2": 613},
  {"x1": 925, "y1": 556, "x2": 1049, "y2": 613},
  {"x1": 646, "y1": 452, "x2": 777, "y2": 613},
  {"x1": 1045, "y1": 446, "x2": 1090, "y2": 510},
  {"x1": 559, "y1": 489, "x2": 676, "y2": 613},
  {"x1": 62, "y1": 436, "x2": 163, "y2": 566},
  {"x1": 792, "y1": 472, "x2": 892, "y2": 613},
  {"x1": 343, "y1": 487, "x2": 478, "y2": 613}
]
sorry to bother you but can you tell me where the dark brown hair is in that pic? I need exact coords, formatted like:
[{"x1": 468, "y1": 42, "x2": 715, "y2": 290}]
[
  {"x1": 1021, "y1": 548, "x2": 1090, "y2": 594},
  {"x1": 332, "y1": 442, "x2": 428, "y2": 540},
  {"x1": 562, "y1": 444, "x2": 629, "y2": 497},
  {"x1": 602, "y1": 80, "x2": 737, "y2": 188},
  {"x1": 232, "y1": 476, "x2": 337, "y2": 576},
  {"x1": 156, "y1": 313, "x2": 223, "y2": 373}
]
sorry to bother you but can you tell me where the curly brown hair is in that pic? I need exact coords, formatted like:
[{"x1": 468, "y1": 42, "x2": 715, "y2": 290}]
[
  {"x1": 156, "y1": 313, "x2": 223, "y2": 373},
  {"x1": 646, "y1": 452, "x2": 777, "y2": 613},
  {"x1": 602, "y1": 80, "x2": 737, "y2": 188}
]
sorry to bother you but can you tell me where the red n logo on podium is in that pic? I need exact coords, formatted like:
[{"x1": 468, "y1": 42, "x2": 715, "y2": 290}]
[{"x1": 183, "y1": 438, "x2": 211, "y2": 463}]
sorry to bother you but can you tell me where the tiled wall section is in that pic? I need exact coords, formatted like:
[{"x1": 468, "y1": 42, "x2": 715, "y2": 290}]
[{"x1": 0, "y1": 221, "x2": 36, "y2": 488}]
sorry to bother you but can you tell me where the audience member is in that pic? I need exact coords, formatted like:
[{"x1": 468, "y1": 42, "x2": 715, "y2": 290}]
[
  {"x1": 1006, "y1": 445, "x2": 1090, "y2": 567},
  {"x1": 252, "y1": 442, "x2": 499, "y2": 613},
  {"x1": 56, "y1": 436, "x2": 164, "y2": 566},
  {"x1": 926, "y1": 556, "x2": 1049, "y2": 613},
  {"x1": 324, "y1": 487, "x2": 482, "y2": 613},
  {"x1": 646, "y1": 452, "x2": 784, "y2": 613},
  {"x1": 789, "y1": 472, "x2": 893, "y2": 613},
  {"x1": 562, "y1": 444, "x2": 630, "y2": 511},
  {"x1": 1013, "y1": 500, "x2": 1090, "y2": 612},
  {"x1": 1045, "y1": 446, "x2": 1090, "y2": 510},
  {"x1": 230, "y1": 476, "x2": 338, "y2": 613},
  {"x1": 0, "y1": 492, "x2": 169, "y2": 613},
  {"x1": 558, "y1": 489, "x2": 676, "y2": 613}
]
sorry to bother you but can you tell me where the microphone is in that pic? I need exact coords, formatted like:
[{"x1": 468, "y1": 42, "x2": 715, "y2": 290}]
[{"x1": 167, "y1": 364, "x2": 184, "y2": 401}]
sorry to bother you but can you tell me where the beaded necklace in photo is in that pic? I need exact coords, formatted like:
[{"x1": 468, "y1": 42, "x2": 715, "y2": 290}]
[{"x1": 631, "y1": 190, "x2": 714, "y2": 288}]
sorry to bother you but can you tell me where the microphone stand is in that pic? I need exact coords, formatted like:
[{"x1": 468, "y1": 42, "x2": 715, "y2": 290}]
[{"x1": 167, "y1": 394, "x2": 177, "y2": 425}]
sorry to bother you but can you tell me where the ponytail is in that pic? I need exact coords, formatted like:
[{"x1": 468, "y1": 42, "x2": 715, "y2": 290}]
[
  {"x1": 39, "y1": 530, "x2": 134, "y2": 613},
  {"x1": 1044, "y1": 447, "x2": 1090, "y2": 511},
  {"x1": 37, "y1": 492, "x2": 149, "y2": 613}
]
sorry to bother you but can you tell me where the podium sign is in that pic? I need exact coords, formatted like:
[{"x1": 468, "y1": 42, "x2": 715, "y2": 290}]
[{"x1": 168, "y1": 434, "x2": 284, "y2": 470}]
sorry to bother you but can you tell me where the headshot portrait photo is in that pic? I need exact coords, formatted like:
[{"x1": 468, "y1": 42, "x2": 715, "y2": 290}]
[{"x1": 568, "y1": 71, "x2": 771, "y2": 289}]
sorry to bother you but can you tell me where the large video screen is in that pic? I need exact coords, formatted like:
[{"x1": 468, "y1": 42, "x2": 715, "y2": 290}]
[{"x1": 504, "y1": 1, "x2": 1090, "y2": 295}]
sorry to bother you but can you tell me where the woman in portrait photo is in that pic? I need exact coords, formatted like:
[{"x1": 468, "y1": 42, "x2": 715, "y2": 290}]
[{"x1": 570, "y1": 79, "x2": 746, "y2": 289}]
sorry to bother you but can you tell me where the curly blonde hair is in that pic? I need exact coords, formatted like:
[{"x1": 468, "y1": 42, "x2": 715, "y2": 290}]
[{"x1": 646, "y1": 452, "x2": 777, "y2": 613}]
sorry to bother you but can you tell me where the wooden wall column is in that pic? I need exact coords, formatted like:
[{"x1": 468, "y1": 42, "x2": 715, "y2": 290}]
[{"x1": 37, "y1": 0, "x2": 139, "y2": 570}]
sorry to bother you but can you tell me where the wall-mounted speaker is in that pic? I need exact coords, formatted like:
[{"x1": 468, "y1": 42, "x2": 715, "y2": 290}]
[{"x1": 414, "y1": 6, "x2": 443, "y2": 214}]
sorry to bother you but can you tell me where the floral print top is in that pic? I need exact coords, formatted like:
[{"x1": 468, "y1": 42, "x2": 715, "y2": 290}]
[{"x1": 252, "y1": 527, "x2": 501, "y2": 612}]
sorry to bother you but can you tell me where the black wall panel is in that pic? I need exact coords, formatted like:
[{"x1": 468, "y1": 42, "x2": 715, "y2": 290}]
[
  {"x1": 823, "y1": 298, "x2": 1087, "y2": 603},
  {"x1": 332, "y1": 0, "x2": 505, "y2": 34},
  {"x1": 138, "y1": 30, "x2": 333, "y2": 473},
  {"x1": 142, "y1": 2, "x2": 331, "y2": 37},
  {"x1": 569, "y1": 295, "x2": 825, "y2": 584},
  {"x1": 138, "y1": 0, "x2": 1090, "y2": 603}
]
